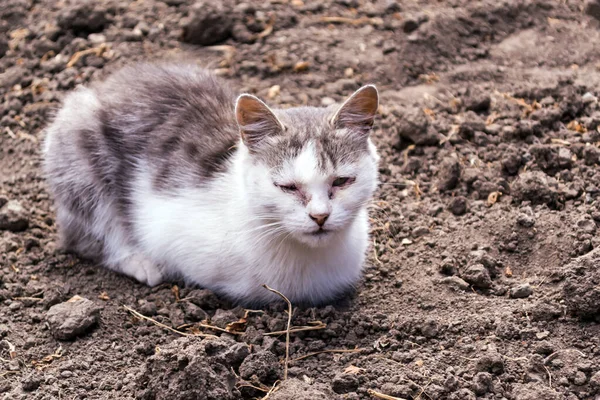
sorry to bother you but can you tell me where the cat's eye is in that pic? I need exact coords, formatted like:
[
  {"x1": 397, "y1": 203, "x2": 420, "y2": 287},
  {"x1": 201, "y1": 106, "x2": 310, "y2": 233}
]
[
  {"x1": 333, "y1": 177, "x2": 351, "y2": 187},
  {"x1": 278, "y1": 183, "x2": 298, "y2": 192}
]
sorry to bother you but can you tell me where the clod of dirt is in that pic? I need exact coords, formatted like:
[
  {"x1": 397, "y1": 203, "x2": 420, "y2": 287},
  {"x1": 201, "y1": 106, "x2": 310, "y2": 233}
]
[
  {"x1": 436, "y1": 158, "x2": 461, "y2": 192},
  {"x1": 576, "y1": 216, "x2": 597, "y2": 234},
  {"x1": 0, "y1": 199, "x2": 29, "y2": 232},
  {"x1": 449, "y1": 196, "x2": 468, "y2": 216},
  {"x1": 583, "y1": 146, "x2": 600, "y2": 165},
  {"x1": 530, "y1": 144, "x2": 572, "y2": 174},
  {"x1": 509, "y1": 283, "x2": 533, "y2": 299},
  {"x1": 239, "y1": 350, "x2": 281, "y2": 383},
  {"x1": 21, "y1": 372, "x2": 42, "y2": 392},
  {"x1": 331, "y1": 372, "x2": 359, "y2": 394},
  {"x1": 186, "y1": 288, "x2": 222, "y2": 309},
  {"x1": 517, "y1": 211, "x2": 535, "y2": 227},
  {"x1": 502, "y1": 152, "x2": 522, "y2": 176},
  {"x1": 475, "y1": 352, "x2": 505, "y2": 375},
  {"x1": 439, "y1": 276, "x2": 470, "y2": 291},
  {"x1": 462, "y1": 264, "x2": 492, "y2": 289},
  {"x1": 393, "y1": 106, "x2": 438, "y2": 145},
  {"x1": 269, "y1": 378, "x2": 332, "y2": 400},
  {"x1": 512, "y1": 171, "x2": 561, "y2": 209},
  {"x1": 46, "y1": 296, "x2": 100, "y2": 340},
  {"x1": 181, "y1": 1, "x2": 235, "y2": 46},
  {"x1": 471, "y1": 372, "x2": 493, "y2": 395},
  {"x1": 586, "y1": 0, "x2": 600, "y2": 21},
  {"x1": 512, "y1": 382, "x2": 560, "y2": 400},
  {"x1": 136, "y1": 337, "x2": 238, "y2": 400},
  {"x1": 56, "y1": 1, "x2": 110, "y2": 35},
  {"x1": 562, "y1": 248, "x2": 600, "y2": 319}
]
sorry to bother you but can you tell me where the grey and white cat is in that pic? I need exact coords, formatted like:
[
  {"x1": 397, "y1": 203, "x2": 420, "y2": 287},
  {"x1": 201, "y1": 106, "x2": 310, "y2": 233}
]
[{"x1": 43, "y1": 63, "x2": 380, "y2": 305}]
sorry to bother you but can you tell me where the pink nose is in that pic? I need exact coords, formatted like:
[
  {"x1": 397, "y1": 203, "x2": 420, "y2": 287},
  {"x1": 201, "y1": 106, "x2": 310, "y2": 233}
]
[{"x1": 310, "y1": 213, "x2": 329, "y2": 227}]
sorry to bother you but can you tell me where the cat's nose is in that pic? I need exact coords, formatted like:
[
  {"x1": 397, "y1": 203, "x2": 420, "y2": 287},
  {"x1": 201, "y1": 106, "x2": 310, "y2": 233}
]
[{"x1": 309, "y1": 213, "x2": 329, "y2": 227}]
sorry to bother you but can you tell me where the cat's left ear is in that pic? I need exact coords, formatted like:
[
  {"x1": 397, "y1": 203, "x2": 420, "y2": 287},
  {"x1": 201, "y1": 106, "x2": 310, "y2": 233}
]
[{"x1": 332, "y1": 85, "x2": 379, "y2": 135}]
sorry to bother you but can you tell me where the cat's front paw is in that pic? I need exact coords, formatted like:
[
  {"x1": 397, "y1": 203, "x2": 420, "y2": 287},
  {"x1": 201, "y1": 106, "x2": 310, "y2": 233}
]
[{"x1": 122, "y1": 254, "x2": 164, "y2": 287}]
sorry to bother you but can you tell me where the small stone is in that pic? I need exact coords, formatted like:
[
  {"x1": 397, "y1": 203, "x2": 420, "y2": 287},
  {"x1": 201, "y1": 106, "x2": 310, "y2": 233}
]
[
  {"x1": 320, "y1": 97, "x2": 336, "y2": 106},
  {"x1": 412, "y1": 226, "x2": 429, "y2": 238},
  {"x1": 449, "y1": 196, "x2": 468, "y2": 216},
  {"x1": 576, "y1": 217, "x2": 597, "y2": 234},
  {"x1": 471, "y1": 372, "x2": 493, "y2": 395},
  {"x1": 137, "y1": 300, "x2": 157, "y2": 316},
  {"x1": 46, "y1": 296, "x2": 101, "y2": 340},
  {"x1": 186, "y1": 289, "x2": 221, "y2": 309},
  {"x1": 509, "y1": 283, "x2": 533, "y2": 299},
  {"x1": 331, "y1": 372, "x2": 359, "y2": 394},
  {"x1": 462, "y1": 264, "x2": 492, "y2": 289},
  {"x1": 436, "y1": 158, "x2": 461, "y2": 192},
  {"x1": 582, "y1": 92, "x2": 598, "y2": 103},
  {"x1": 239, "y1": 351, "x2": 281, "y2": 382},
  {"x1": 0, "y1": 200, "x2": 29, "y2": 232},
  {"x1": 57, "y1": 2, "x2": 109, "y2": 34},
  {"x1": 211, "y1": 309, "x2": 237, "y2": 329},
  {"x1": 476, "y1": 353, "x2": 505, "y2": 375},
  {"x1": 590, "y1": 371, "x2": 600, "y2": 388},
  {"x1": 588, "y1": 0, "x2": 600, "y2": 20},
  {"x1": 181, "y1": 301, "x2": 206, "y2": 321},
  {"x1": 439, "y1": 276, "x2": 470, "y2": 291},
  {"x1": 181, "y1": 2, "x2": 234, "y2": 46},
  {"x1": 535, "y1": 330, "x2": 550, "y2": 340},
  {"x1": 21, "y1": 373, "x2": 42, "y2": 392},
  {"x1": 517, "y1": 213, "x2": 535, "y2": 227},
  {"x1": 573, "y1": 370, "x2": 587, "y2": 386}
]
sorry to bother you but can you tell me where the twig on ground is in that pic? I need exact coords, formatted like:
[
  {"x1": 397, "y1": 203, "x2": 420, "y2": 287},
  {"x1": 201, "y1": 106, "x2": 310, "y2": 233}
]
[
  {"x1": 262, "y1": 284, "x2": 292, "y2": 380},
  {"x1": 367, "y1": 389, "x2": 407, "y2": 400},
  {"x1": 261, "y1": 380, "x2": 280, "y2": 399},
  {"x1": 124, "y1": 306, "x2": 216, "y2": 338},
  {"x1": 544, "y1": 365, "x2": 552, "y2": 388},
  {"x1": 544, "y1": 349, "x2": 586, "y2": 365},
  {"x1": 290, "y1": 348, "x2": 365, "y2": 362},
  {"x1": 67, "y1": 43, "x2": 107, "y2": 68},
  {"x1": 264, "y1": 321, "x2": 327, "y2": 336}
]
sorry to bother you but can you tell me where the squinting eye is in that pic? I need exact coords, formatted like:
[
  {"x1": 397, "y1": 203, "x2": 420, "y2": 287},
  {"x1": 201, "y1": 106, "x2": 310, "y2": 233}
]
[
  {"x1": 277, "y1": 183, "x2": 298, "y2": 192},
  {"x1": 333, "y1": 177, "x2": 350, "y2": 187}
]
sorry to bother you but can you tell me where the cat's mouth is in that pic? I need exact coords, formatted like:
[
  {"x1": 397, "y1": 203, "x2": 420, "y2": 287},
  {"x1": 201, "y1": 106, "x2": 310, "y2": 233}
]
[{"x1": 309, "y1": 229, "x2": 330, "y2": 236}]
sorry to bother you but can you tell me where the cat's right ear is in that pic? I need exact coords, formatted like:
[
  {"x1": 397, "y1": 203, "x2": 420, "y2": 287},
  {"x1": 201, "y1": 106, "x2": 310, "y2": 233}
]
[{"x1": 235, "y1": 94, "x2": 284, "y2": 150}]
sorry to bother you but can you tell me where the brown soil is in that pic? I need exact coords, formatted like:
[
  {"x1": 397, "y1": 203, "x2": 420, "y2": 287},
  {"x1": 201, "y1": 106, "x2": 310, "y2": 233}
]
[{"x1": 2, "y1": 0, "x2": 600, "y2": 399}]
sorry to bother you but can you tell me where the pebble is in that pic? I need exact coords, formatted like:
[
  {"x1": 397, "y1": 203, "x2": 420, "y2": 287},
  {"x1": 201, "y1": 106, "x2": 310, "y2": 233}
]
[
  {"x1": 181, "y1": 2, "x2": 234, "y2": 46},
  {"x1": 436, "y1": 158, "x2": 461, "y2": 192},
  {"x1": 0, "y1": 199, "x2": 29, "y2": 232},
  {"x1": 46, "y1": 296, "x2": 101, "y2": 340},
  {"x1": 582, "y1": 92, "x2": 598, "y2": 103},
  {"x1": 449, "y1": 196, "x2": 468, "y2": 216},
  {"x1": 517, "y1": 213, "x2": 535, "y2": 227},
  {"x1": 462, "y1": 264, "x2": 492, "y2": 289},
  {"x1": 509, "y1": 283, "x2": 533, "y2": 299},
  {"x1": 320, "y1": 96, "x2": 336, "y2": 106},
  {"x1": 439, "y1": 276, "x2": 469, "y2": 291}
]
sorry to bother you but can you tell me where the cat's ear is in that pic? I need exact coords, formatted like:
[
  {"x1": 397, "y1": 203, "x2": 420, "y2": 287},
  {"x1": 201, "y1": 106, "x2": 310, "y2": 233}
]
[
  {"x1": 332, "y1": 85, "x2": 379, "y2": 135},
  {"x1": 235, "y1": 94, "x2": 284, "y2": 149}
]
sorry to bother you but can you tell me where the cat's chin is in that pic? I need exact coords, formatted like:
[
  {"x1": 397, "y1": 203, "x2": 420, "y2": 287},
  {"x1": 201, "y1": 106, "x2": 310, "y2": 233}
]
[{"x1": 294, "y1": 229, "x2": 336, "y2": 247}]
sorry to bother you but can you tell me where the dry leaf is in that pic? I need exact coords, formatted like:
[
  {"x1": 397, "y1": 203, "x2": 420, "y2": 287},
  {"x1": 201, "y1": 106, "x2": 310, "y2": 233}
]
[
  {"x1": 225, "y1": 317, "x2": 248, "y2": 333},
  {"x1": 343, "y1": 365, "x2": 365, "y2": 375},
  {"x1": 415, "y1": 359, "x2": 424, "y2": 367},
  {"x1": 171, "y1": 285, "x2": 180, "y2": 302},
  {"x1": 505, "y1": 266, "x2": 513, "y2": 277},
  {"x1": 567, "y1": 120, "x2": 586, "y2": 133},
  {"x1": 67, "y1": 295, "x2": 83, "y2": 303},
  {"x1": 98, "y1": 292, "x2": 110, "y2": 301},
  {"x1": 487, "y1": 191, "x2": 501, "y2": 207},
  {"x1": 293, "y1": 61, "x2": 310, "y2": 72}
]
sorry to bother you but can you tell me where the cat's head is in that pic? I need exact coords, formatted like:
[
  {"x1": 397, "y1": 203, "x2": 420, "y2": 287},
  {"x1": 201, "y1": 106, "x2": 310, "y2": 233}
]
[{"x1": 235, "y1": 85, "x2": 380, "y2": 248}]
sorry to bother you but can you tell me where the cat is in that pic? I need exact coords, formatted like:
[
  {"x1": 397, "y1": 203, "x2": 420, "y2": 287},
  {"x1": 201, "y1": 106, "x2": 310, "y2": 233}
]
[{"x1": 43, "y1": 63, "x2": 380, "y2": 305}]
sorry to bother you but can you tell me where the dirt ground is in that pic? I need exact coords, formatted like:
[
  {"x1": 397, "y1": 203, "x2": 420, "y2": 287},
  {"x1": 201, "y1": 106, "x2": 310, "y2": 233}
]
[{"x1": 2, "y1": 0, "x2": 600, "y2": 399}]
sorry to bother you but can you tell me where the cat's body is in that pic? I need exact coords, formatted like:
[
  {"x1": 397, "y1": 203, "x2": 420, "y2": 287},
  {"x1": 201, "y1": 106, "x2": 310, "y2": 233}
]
[{"x1": 43, "y1": 63, "x2": 379, "y2": 305}]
